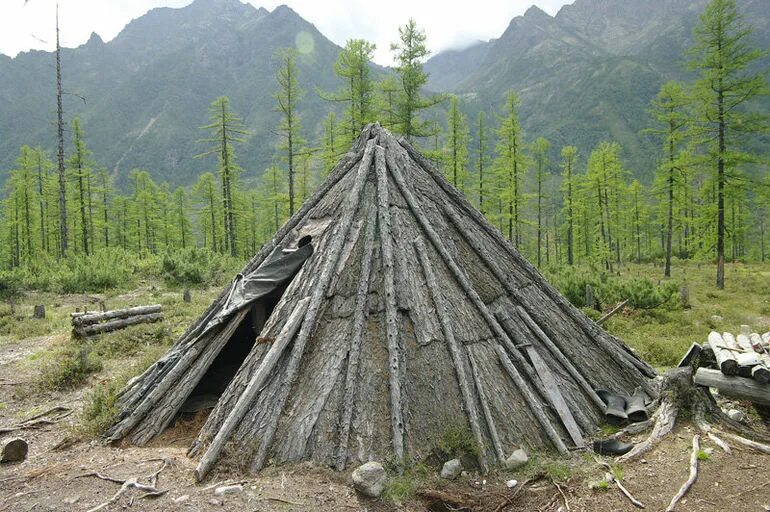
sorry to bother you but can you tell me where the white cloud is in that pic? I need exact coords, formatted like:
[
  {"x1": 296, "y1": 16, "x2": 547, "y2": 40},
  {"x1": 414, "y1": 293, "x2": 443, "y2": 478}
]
[{"x1": 0, "y1": 0, "x2": 574, "y2": 65}]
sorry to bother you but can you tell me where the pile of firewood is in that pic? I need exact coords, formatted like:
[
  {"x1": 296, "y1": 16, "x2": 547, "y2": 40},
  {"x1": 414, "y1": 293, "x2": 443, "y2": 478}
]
[
  {"x1": 682, "y1": 327, "x2": 770, "y2": 406},
  {"x1": 72, "y1": 304, "x2": 163, "y2": 338}
]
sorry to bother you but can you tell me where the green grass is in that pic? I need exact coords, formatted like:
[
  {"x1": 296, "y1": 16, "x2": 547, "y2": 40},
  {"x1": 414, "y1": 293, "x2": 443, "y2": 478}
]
[{"x1": 572, "y1": 261, "x2": 770, "y2": 369}]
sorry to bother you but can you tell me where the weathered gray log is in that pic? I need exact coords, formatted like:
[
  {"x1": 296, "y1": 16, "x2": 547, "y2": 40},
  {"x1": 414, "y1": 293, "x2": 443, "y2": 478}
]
[
  {"x1": 494, "y1": 345, "x2": 569, "y2": 454},
  {"x1": 375, "y1": 145, "x2": 404, "y2": 463},
  {"x1": 466, "y1": 348, "x2": 505, "y2": 462},
  {"x1": 496, "y1": 309, "x2": 585, "y2": 447},
  {"x1": 400, "y1": 137, "x2": 655, "y2": 380},
  {"x1": 72, "y1": 304, "x2": 162, "y2": 326},
  {"x1": 515, "y1": 306, "x2": 606, "y2": 412},
  {"x1": 335, "y1": 207, "x2": 377, "y2": 470},
  {"x1": 33, "y1": 305, "x2": 46, "y2": 319},
  {"x1": 597, "y1": 299, "x2": 629, "y2": 325},
  {"x1": 748, "y1": 333, "x2": 770, "y2": 384},
  {"x1": 74, "y1": 313, "x2": 164, "y2": 337},
  {"x1": 433, "y1": 178, "x2": 654, "y2": 395},
  {"x1": 195, "y1": 297, "x2": 309, "y2": 481},
  {"x1": 707, "y1": 331, "x2": 738, "y2": 376},
  {"x1": 693, "y1": 368, "x2": 770, "y2": 406},
  {"x1": 735, "y1": 334, "x2": 770, "y2": 382},
  {"x1": 384, "y1": 142, "x2": 567, "y2": 454},
  {"x1": 678, "y1": 343, "x2": 702, "y2": 368},
  {"x1": 249, "y1": 139, "x2": 375, "y2": 473},
  {"x1": 106, "y1": 309, "x2": 247, "y2": 442},
  {"x1": 414, "y1": 237, "x2": 491, "y2": 469}
]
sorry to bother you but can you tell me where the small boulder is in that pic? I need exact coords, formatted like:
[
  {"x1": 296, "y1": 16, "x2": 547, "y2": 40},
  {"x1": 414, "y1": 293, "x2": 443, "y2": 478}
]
[
  {"x1": 1, "y1": 438, "x2": 28, "y2": 463},
  {"x1": 440, "y1": 459, "x2": 463, "y2": 480},
  {"x1": 726, "y1": 408, "x2": 747, "y2": 423},
  {"x1": 351, "y1": 461, "x2": 387, "y2": 498},
  {"x1": 504, "y1": 448, "x2": 528, "y2": 470},
  {"x1": 506, "y1": 479, "x2": 518, "y2": 489},
  {"x1": 214, "y1": 484, "x2": 243, "y2": 496}
]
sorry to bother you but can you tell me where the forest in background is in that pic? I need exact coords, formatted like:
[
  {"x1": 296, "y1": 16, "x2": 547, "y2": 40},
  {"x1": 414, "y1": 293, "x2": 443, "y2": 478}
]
[{"x1": 0, "y1": 0, "x2": 768, "y2": 298}]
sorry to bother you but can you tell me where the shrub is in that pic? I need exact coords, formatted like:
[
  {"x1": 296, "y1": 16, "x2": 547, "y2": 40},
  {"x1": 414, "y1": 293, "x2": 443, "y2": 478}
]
[
  {"x1": 79, "y1": 378, "x2": 122, "y2": 436},
  {"x1": 37, "y1": 344, "x2": 102, "y2": 390},
  {"x1": 161, "y1": 248, "x2": 240, "y2": 287}
]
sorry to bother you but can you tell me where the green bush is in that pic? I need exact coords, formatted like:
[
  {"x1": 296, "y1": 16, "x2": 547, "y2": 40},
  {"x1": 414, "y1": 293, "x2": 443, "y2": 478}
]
[
  {"x1": 161, "y1": 248, "x2": 240, "y2": 287},
  {"x1": 545, "y1": 267, "x2": 680, "y2": 311},
  {"x1": 37, "y1": 343, "x2": 102, "y2": 390},
  {"x1": 79, "y1": 378, "x2": 122, "y2": 436}
]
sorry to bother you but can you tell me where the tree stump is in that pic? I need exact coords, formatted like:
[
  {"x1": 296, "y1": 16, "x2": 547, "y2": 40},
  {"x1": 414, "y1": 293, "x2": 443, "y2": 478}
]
[
  {"x1": 183, "y1": 289, "x2": 192, "y2": 303},
  {"x1": 1, "y1": 438, "x2": 28, "y2": 463},
  {"x1": 679, "y1": 286, "x2": 690, "y2": 309},
  {"x1": 33, "y1": 305, "x2": 46, "y2": 319},
  {"x1": 585, "y1": 284, "x2": 595, "y2": 309}
]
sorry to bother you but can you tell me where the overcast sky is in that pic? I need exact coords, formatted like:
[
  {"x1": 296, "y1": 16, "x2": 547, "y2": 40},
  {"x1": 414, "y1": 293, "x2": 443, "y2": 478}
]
[{"x1": 1, "y1": 0, "x2": 573, "y2": 65}]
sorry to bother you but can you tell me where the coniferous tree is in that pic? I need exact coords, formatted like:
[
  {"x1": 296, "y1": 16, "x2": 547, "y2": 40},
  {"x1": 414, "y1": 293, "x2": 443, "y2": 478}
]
[
  {"x1": 475, "y1": 111, "x2": 490, "y2": 215},
  {"x1": 197, "y1": 96, "x2": 248, "y2": 257},
  {"x1": 274, "y1": 48, "x2": 305, "y2": 217},
  {"x1": 444, "y1": 96, "x2": 470, "y2": 191},
  {"x1": 389, "y1": 19, "x2": 442, "y2": 140},
  {"x1": 687, "y1": 0, "x2": 768, "y2": 288},
  {"x1": 532, "y1": 137, "x2": 550, "y2": 267},
  {"x1": 560, "y1": 146, "x2": 578, "y2": 265},
  {"x1": 493, "y1": 91, "x2": 528, "y2": 247},
  {"x1": 69, "y1": 118, "x2": 92, "y2": 256},
  {"x1": 324, "y1": 39, "x2": 376, "y2": 141},
  {"x1": 649, "y1": 81, "x2": 689, "y2": 277}
]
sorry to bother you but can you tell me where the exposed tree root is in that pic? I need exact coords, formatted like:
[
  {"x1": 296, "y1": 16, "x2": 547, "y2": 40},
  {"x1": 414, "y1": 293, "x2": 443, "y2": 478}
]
[
  {"x1": 596, "y1": 458, "x2": 645, "y2": 509},
  {"x1": 620, "y1": 367, "x2": 770, "y2": 463},
  {"x1": 416, "y1": 489, "x2": 474, "y2": 511},
  {"x1": 665, "y1": 435, "x2": 699, "y2": 512},
  {"x1": 491, "y1": 474, "x2": 543, "y2": 512},
  {"x1": 73, "y1": 459, "x2": 171, "y2": 512}
]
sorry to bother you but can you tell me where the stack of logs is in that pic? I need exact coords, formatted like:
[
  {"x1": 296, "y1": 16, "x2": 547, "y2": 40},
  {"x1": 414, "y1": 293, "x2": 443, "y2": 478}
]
[
  {"x1": 686, "y1": 327, "x2": 770, "y2": 407},
  {"x1": 72, "y1": 304, "x2": 164, "y2": 338}
]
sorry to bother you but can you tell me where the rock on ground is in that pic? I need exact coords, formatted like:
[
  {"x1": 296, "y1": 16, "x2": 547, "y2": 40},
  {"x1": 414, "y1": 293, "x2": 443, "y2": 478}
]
[
  {"x1": 505, "y1": 448, "x2": 529, "y2": 469},
  {"x1": 351, "y1": 461, "x2": 387, "y2": 498},
  {"x1": 1, "y1": 438, "x2": 28, "y2": 463},
  {"x1": 440, "y1": 458, "x2": 463, "y2": 479}
]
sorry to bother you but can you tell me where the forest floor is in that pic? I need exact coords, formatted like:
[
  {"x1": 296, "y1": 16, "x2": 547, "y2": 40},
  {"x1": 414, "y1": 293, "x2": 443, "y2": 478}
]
[{"x1": 1, "y1": 263, "x2": 769, "y2": 511}]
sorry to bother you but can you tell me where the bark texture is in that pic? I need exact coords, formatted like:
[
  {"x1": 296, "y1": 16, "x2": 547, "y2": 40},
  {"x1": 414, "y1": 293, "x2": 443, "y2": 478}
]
[{"x1": 107, "y1": 124, "x2": 654, "y2": 476}]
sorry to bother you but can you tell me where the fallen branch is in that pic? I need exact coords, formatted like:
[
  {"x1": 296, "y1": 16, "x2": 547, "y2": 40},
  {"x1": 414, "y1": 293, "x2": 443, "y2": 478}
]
[
  {"x1": 665, "y1": 435, "x2": 699, "y2": 512},
  {"x1": 595, "y1": 458, "x2": 645, "y2": 509},
  {"x1": 597, "y1": 299, "x2": 629, "y2": 325},
  {"x1": 74, "y1": 459, "x2": 170, "y2": 512},
  {"x1": 492, "y1": 474, "x2": 543, "y2": 512},
  {"x1": 716, "y1": 430, "x2": 770, "y2": 455},
  {"x1": 552, "y1": 479, "x2": 570, "y2": 511},
  {"x1": 416, "y1": 489, "x2": 473, "y2": 510},
  {"x1": 0, "y1": 406, "x2": 72, "y2": 435}
]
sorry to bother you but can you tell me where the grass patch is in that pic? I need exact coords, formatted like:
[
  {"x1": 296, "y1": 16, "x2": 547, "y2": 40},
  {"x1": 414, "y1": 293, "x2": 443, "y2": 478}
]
[
  {"x1": 382, "y1": 461, "x2": 430, "y2": 503},
  {"x1": 36, "y1": 343, "x2": 103, "y2": 390}
]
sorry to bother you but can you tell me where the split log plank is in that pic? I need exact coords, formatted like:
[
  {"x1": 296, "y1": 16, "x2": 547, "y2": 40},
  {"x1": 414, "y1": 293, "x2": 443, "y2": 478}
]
[
  {"x1": 515, "y1": 306, "x2": 606, "y2": 412},
  {"x1": 496, "y1": 309, "x2": 585, "y2": 448},
  {"x1": 72, "y1": 305, "x2": 162, "y2": 326},
  {"x1": 195, "y1": 297, "x2": 309, "y2": 481},
  {"x1": 693, "y1": 368, "x2": 770, "y2": 406}
]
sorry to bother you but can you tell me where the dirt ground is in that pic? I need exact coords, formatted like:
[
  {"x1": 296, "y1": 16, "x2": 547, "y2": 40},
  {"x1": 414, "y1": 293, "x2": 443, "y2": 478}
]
[{"x1": 2, "y1": 323, "x2": 770, "y2": 511}]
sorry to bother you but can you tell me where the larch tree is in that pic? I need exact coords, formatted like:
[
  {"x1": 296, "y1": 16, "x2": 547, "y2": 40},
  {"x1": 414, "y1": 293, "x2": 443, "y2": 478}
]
[
  {"x1": 560, "y1": 145, "x2": 578, "y2": 265},
  {"x1": 649, "y1": 81, "x2": 689, "y2": 277},
  {"x1": 192, "y1": 172, "x2": 221, "y2": 253},
  {"x1": 444, "y1": 95, "x2": 470, "y2": 191},
  {"x1": 687, "y1": 0, "x2": 768, "y2": 288},
  {"x1": 69, "y1": 118, "x2": 92, "y2": 256},
  {"x1": 476, "y1": 111, "x2": 490, "y2": 215},
  {"x1": 197, "y1": 96, "x2": 248, "y2": 257},
  {"x1": 493, "y1": 90, "x2": 528, "y2": 247},
  {"x1": 532, "y1": 137, "x2": 550, "y2": 267},
  {"x1": 274, "y1": 48, "x2": 306, "y2": 217},
  {"x1": 324, "y1": 39, "x2": 376, "y2": 141},
  {"x1": 55, "y1": 3, "x2": 68, "y2": 256},
  {"x1": 390, "y1": 19, "x2": 442, "y2": 141}
]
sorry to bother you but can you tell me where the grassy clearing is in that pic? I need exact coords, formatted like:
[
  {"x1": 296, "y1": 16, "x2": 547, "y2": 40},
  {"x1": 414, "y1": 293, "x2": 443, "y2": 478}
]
[{"x1": 597, "y1": 261, "x2": 770, "y2": 369}]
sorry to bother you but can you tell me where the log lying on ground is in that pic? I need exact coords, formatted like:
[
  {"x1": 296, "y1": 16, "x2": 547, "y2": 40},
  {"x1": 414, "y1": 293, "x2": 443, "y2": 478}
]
[
  {"x1": 693, "y1": 368, "x2": 770, "y2": 406},
  {"x1": 74, "y1": 313, "x2": 164, "y2": 338},
  {"x1": 707, "y1": 332, "x2": 738, "y2": 376},
  {"x1": 72, "y1": 305, "x2": 162, "y2": 326}
]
